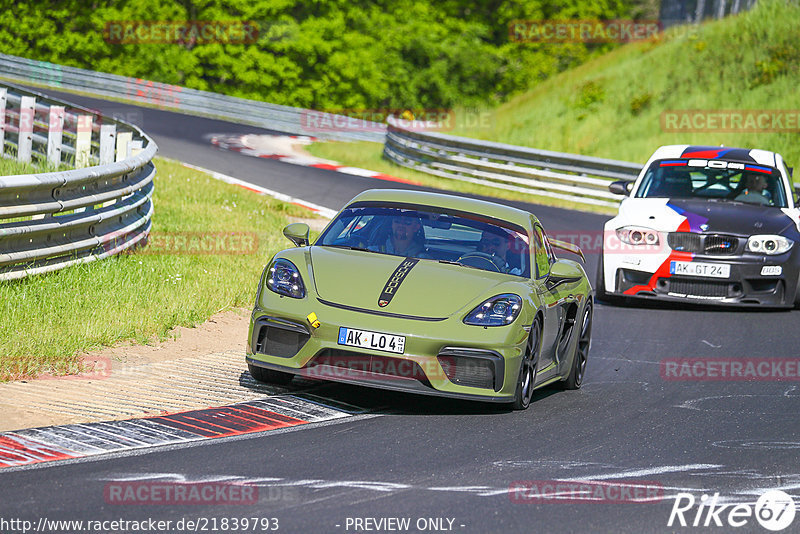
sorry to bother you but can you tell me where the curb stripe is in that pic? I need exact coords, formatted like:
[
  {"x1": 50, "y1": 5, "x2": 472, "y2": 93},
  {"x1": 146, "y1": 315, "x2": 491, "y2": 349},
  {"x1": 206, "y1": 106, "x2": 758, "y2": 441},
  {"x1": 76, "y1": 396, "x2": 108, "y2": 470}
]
[
  {"x1": 210, "y1": 134, "x2": 420, "y2": 186},
  {"x1": 0, "y1": 396, "x2": 356, "y2": 469}
]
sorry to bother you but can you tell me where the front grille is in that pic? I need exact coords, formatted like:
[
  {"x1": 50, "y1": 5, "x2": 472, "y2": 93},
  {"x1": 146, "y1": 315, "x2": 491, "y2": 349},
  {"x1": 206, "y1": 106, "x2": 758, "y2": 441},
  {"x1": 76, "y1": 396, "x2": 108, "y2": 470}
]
[
  {"x1": 667, "y1": 232, "x2": 701, "y2": 252},
  {"x1": 254, "y1": 324, "x2": 310, "y2": 358},
  {"x1": 437, "y1": 354, "x2": 495, "y2": 390},
  {"x1": 308, "y1": 349, "x2": 429, "y2": 382},
  {"x1": 667, "y1": 279, "x2": 729, "y2": 298},
  {"x1": 704, "y1": 234, "x2": 738, "y2": 255},
  {"x1": 668, "y1": 232, "x2": 741, "y2": 255}
]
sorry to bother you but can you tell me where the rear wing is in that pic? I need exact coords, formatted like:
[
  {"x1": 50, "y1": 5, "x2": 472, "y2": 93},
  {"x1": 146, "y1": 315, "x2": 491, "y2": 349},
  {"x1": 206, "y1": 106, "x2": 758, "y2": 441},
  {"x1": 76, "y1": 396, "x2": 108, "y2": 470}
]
[{"x1": 549, "y1": 238, "x2": 586, "y2": 263}]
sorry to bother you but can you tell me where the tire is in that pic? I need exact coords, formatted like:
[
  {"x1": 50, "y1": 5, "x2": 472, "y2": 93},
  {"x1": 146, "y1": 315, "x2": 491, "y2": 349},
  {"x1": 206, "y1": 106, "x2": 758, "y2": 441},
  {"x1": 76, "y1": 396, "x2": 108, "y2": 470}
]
[
  {"x1": 511, "y1": 316, "x2": 542, "y2": 410},
  {"x1": 563, "y1": 302, "x2": 592, "y2": 390},
  {"x1": 595, "y1": 251, "x2": 621, "y2": 305},
  {"x1": 248, "y1": 362, "x2": 294, "y2": 385},
  {"x1": 794, "y1": 274, "x2": 800, "y2": 309}
]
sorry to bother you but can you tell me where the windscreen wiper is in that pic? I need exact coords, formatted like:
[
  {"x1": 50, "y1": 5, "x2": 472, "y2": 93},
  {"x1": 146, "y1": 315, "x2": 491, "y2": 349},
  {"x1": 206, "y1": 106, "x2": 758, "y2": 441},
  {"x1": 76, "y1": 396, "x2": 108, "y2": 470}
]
[
  {"x1": 324, "y1": 244, "x2": 375, "y2": 253},
  {"x1": 438, "y1": 259, "x2": 480, "y2": 270}
]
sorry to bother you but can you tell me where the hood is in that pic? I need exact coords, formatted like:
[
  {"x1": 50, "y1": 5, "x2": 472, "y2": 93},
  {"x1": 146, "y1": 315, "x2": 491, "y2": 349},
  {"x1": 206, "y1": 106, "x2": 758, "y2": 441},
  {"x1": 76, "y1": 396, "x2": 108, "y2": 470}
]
[
  {"x1": 310, "y1": 247, "x2": 509, "y2": 318},
  {"x1": 619, "y1": 197, "x2": 796, "y2": 236}
]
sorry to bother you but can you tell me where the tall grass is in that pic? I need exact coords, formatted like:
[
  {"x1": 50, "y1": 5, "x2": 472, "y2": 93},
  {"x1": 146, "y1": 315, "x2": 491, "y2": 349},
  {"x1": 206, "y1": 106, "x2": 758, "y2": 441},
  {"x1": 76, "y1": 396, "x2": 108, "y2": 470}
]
[{"x1": 449, "y1": 0, "x2": 800, "y2": 165}]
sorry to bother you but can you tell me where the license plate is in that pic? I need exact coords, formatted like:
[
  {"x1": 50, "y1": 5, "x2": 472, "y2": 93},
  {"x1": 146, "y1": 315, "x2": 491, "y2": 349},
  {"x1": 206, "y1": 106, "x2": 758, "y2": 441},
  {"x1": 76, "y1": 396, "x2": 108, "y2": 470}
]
[
  {"x1": 670, "y1": 261, "x2": 730, "y2": 278},
  {"x1": 338, "y1": 327, "x2": 405, "y2": 354}
]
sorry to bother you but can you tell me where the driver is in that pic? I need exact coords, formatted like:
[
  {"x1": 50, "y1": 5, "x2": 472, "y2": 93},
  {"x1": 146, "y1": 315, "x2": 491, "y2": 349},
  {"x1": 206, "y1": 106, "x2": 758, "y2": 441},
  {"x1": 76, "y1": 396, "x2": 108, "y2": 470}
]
[
  {"x1": 477, "y1": 230, "x2": 521, "y2": 274},
  {"x1": 370, "y1": 213, "x2": 428, "y2": 257},
  {"x1": 735, "y1": 173, "x2": 771, "y2": 205}
]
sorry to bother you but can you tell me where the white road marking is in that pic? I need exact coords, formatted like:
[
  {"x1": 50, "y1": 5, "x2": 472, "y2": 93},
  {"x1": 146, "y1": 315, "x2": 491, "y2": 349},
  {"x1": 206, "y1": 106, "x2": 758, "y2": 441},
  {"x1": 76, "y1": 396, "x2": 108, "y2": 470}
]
[
  {"x1": 176, "y1": 160, "x2": 337, "y2": 219},
  {"x1": 558, "y1": 464, "x2": 722, "y2": 482}
]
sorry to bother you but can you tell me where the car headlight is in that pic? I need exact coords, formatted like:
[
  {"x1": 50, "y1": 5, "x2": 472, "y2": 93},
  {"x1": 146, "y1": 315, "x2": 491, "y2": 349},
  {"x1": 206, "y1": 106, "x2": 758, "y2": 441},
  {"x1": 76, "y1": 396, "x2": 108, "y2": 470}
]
[
  {"x1": 746, "y1": 235, "x2": 794, "y2": 255},
  {"x1": 615, "y1": 226, "x2": 659, "y2": 246},
  {"x1": 464, "y1": 294, "x2": 522, "y2": 327},
  {"x1": 266, "y1": 258, "x2": 306, "y2": 298}
]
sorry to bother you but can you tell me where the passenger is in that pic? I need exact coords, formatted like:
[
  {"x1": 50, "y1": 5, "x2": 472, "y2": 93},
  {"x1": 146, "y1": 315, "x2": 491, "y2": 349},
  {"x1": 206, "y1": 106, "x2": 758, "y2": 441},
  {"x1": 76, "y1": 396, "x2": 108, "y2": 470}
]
[
  {"x1": 735, "y1": 173, "x2": 771, "y2": 205},
  {"x1": 370, "y1": 213, "x2": 428, "y2": 257}
]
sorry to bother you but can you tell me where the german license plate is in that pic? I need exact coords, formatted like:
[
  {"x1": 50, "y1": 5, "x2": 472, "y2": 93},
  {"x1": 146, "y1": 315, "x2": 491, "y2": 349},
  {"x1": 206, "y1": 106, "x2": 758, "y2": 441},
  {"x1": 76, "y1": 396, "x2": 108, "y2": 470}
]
[
  {"x1": 670, "y1": 261, "x2": 730, "y2": 278},
  {"x1": 338, "y1": 327, "x2": 405, "y2": 354}
]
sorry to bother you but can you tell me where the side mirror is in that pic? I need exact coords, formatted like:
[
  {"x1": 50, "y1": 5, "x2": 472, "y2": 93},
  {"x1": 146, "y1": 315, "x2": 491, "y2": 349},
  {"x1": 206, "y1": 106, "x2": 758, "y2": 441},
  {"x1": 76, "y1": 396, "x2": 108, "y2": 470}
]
[
  {"x1": 546, "y1": 259, "x2": 583, "y2": 289},
  {"x1": 609, "y1": 180, "x2": 633, "y2": 196},
  {"x1": 283, "y1": 223, "x2": 310, "y2": 247}
]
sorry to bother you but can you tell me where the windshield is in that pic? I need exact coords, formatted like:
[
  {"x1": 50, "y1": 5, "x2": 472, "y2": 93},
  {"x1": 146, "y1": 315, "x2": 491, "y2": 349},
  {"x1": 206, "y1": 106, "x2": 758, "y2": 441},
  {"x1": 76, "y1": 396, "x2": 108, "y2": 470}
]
[
  {"x1": 316, "y1": 202, "x2": 531, "y2": 277},
  {"x1": 635, "y1": 160, "x2": 788, "y2": 207}
]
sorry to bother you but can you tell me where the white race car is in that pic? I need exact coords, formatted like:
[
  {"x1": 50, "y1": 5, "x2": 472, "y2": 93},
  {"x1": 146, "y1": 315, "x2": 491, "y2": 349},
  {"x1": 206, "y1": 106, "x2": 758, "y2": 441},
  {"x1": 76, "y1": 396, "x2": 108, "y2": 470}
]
[{"x1": 598, "y1": 145, "x2": 800, "y2": 308}]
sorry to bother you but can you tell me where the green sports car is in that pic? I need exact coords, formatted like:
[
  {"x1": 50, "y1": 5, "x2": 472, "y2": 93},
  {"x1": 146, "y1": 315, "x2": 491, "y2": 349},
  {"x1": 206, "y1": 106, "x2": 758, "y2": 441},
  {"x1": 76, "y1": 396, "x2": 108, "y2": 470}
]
[{"x1": 246, "y1": 189, "x2": 593, "y2": 409}]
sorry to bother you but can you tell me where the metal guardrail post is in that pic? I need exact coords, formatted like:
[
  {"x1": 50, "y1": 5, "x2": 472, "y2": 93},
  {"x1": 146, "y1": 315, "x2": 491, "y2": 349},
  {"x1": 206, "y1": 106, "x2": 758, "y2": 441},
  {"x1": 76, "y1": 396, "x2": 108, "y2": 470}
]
[
  {"x1": 47, "y1": 105, "x2": 64, "y2": 165},
  {"x1": 0, "y1": 88, "x2": 5, "y2": 156},
  {"x1": 115, "y1": 131, "x2": 132, "y2": 162},
  {"x1": 74, "y1": 114, "x2": 92, "y2": 168},
  {"x1": 17, "y1": 96, "x2": 35, "y2": 162},
  {"x1": 99, "y1": 123, "x2": 116, "y2": 165}
]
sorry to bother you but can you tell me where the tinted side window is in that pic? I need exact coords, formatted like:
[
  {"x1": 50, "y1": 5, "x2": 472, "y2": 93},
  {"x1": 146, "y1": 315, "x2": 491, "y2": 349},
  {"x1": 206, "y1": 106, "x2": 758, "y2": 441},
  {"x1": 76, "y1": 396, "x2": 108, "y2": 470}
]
[{"x1": 533, "y1": 225, "x2": 551, "y2": 278}]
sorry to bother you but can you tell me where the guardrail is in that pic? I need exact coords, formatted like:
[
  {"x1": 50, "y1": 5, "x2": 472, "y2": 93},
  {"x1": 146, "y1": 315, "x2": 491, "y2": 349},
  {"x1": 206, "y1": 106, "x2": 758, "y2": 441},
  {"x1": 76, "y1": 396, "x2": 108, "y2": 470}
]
[
  {"x1": 383, "y1": 118, "x2": 641, "y2": 208},
  {"x1": 0, "y1": 81, "x2": 156, "y2": 280},
  {"x1": 0, "y1": 53, "x2": 383, "y2": 143}
]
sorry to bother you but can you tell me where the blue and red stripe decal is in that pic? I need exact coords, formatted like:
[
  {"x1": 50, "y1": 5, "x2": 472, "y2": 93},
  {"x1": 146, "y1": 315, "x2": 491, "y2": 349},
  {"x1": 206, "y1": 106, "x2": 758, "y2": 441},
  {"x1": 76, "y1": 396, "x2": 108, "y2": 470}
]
[{"x1": 744, "y1": 165, "x2": 773, "y2": 174}]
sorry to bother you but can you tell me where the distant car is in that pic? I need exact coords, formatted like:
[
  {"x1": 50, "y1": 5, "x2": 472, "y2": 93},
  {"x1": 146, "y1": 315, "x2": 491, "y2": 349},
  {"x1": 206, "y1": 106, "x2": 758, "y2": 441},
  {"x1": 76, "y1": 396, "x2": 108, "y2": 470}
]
[
  {"x1": 247, "y1": 189, "x2": 593, "y2": 409},
  {"x1": 598, "y1": 145, "x2": 800, "y2": 307}
]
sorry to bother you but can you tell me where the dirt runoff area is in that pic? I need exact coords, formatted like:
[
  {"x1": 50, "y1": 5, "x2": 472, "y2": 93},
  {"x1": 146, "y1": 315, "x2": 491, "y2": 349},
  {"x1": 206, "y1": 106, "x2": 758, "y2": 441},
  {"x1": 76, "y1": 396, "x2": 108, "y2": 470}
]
[{"x1": 0, "y1": 308, "x2": 271, "y2": 432}]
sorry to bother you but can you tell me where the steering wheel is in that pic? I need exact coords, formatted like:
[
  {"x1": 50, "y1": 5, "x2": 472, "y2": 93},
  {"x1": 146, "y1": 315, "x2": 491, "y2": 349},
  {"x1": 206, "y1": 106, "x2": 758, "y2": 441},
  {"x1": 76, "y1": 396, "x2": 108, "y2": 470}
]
[{"x1": 456, "y1": 251, "x2": 507, "y2": 273}]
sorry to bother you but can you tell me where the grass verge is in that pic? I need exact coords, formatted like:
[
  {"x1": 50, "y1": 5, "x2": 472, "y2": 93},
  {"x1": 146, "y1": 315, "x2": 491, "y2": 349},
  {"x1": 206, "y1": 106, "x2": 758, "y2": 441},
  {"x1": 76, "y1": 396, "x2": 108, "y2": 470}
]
[
  {"x1": 0, "y1": 157, "x2": 319, "y2": 380},
  {"x1": 0, "y1": 155, "x2": 54, "y2": 176}
]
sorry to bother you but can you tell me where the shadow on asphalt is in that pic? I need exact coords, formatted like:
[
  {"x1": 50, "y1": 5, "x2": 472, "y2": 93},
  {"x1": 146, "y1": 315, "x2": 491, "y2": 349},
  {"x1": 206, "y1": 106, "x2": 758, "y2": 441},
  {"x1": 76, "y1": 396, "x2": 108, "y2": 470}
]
[
  {"x1": 595, "y1": 296, "x2": 794, "y2": 313},
  {"x1": 238, "y1": 370, "x2": 567, "y2": 417}
]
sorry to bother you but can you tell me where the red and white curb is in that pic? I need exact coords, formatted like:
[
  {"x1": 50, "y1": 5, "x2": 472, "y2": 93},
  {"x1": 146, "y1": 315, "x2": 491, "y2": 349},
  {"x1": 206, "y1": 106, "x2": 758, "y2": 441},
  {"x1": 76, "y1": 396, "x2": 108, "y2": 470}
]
[
  {"x1": 0, "y1": 395, "x2": 361, "y2": 470},
  {"x1": 210, "y1": 134, "x2": 419, "y2": 186},
  {"x1": 178, "y1": 160, "x2": 338, "y2": 219}
]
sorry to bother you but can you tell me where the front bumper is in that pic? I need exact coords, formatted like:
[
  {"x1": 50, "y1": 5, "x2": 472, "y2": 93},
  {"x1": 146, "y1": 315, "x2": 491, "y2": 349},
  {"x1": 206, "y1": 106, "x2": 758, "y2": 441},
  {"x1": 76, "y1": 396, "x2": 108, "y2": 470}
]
[
  {"x1": 607, "y1": 253, "x2": 799, "y2": 307},
  {"x1": 246, "y1": 295, "x2": 530, "y2": 402}
]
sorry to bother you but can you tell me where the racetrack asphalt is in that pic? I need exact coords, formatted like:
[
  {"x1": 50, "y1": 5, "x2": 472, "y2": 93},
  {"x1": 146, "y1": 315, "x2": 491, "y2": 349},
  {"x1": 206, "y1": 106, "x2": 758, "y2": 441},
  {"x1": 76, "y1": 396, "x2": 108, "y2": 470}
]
[{"x1": 2, "y1": 87, "x2": 799, "y2": 533}]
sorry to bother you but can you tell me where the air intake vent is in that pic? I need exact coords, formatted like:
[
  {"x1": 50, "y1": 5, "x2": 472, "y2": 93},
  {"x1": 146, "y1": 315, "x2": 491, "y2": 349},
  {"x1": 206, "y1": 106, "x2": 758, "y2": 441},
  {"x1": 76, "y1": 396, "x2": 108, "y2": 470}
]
[
  {"x1": 254, "y1": 321, "x2": 310, "y2": 358},
  {"x1": 667, "y1": 232, "x2": 701, "y2": 252},
  {"x1": 437, "y1": 351, "x2": 498, "y2": 391},
  {"x1": 668, "y1": 279, "x2": 729, "y2": 298},
  {"x1": 704, "y1": 234, "x2": 738, "y2": 255}
]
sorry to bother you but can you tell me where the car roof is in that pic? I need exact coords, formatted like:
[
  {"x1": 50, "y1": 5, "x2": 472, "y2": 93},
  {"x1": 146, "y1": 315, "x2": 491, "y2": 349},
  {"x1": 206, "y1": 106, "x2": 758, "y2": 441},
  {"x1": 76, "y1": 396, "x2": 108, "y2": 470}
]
[
  {"x1": 647, "y1": 145, "x2": 780, "y2": 167},
  {"x1": 346, "y1": 189, "x2": 536, "y2": 228}
]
